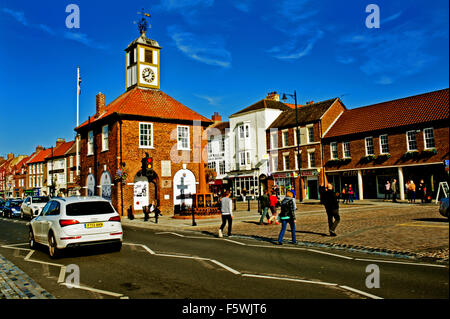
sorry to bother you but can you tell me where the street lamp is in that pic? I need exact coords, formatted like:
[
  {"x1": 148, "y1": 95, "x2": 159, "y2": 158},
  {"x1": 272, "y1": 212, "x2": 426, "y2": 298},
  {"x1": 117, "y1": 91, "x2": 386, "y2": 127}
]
[{"x1": 282, "y1": 91, "x2": 303, "y2": 203}]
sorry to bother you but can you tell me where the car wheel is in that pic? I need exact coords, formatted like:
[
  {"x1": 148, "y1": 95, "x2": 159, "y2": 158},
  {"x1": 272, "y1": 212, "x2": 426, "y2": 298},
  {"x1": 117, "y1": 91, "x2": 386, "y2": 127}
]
[
  {"x1": 48, "y1": 232, "x2": 61, "y2": 259},
  {"x1": 29, "y1": 229, "x2": 37, "y2": 249}
]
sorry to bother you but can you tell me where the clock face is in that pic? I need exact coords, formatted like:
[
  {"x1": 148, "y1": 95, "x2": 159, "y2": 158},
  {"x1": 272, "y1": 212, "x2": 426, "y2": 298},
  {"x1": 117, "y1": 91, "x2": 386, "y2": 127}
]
[{"x1": 142, "y1": 68, "x2": 155, "y2": 83}]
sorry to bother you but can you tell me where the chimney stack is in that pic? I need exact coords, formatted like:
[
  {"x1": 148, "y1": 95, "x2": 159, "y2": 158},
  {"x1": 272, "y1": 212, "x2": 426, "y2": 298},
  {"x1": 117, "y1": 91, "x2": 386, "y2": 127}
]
[
  {"x1": 56, "y1": 138, "x2": 65, "y2": 148},
  {"x1": 266, "y1": 91, "x2": 280, "y2": 102},
  {"x1": 96, "y1": 92, "x2": 106, "y2": 116},
  {"x1": 7, "y1": 153, "x2": 14, "y2": 160},
  {"x1": 35, "y1": 145, "x2": 44, "y2": 152},
  {"x1": 211, "y1": 112, "x2": 222, "y2": 122}
]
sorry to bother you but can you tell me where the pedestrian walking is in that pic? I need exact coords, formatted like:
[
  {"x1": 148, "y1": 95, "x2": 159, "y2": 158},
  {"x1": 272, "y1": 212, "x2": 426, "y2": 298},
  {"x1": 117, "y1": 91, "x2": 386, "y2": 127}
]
[
  {"x1": 259, "y1": 189, "x2": 271, "y2": 225},
  {"x1": 268, "y1": 191, "x2": 280, "y2": 225},
  {"x1": 341, "y1": 184, "x2": 348, "y2": 204},
  {"x1": 348, "y1": 184, "x2": 354, "y2": 203},
  {"x1": 384, "y1": 180, "x2": 391, "y2": 201},
  {"x1": 319, "y1": 183, "x2": 340, "y2": 237},
  {"x1": 150, "y1": 200, "x2": 161, "y2": 223},
  {"x1": 418, "y1": 179, "x2": 426, "y2": 203},
  {"x1": 391, "y1": 179, "x2": 398, "y2": 203},
  {"x1": 409, "y1": 180, "x2": 416, "y2": 203},
  {"x1": 276, "y1": 191, "x2": 297, "y2": 245},
  {"x1": 406, "y1": 181, "x2": 411, "y2": 203},
  {"x1": 143, "y1": 205, "x2": 150, "y2": 222},
  {"x1": 218, "y1": 191, "x2": 233, "y2": 238}
]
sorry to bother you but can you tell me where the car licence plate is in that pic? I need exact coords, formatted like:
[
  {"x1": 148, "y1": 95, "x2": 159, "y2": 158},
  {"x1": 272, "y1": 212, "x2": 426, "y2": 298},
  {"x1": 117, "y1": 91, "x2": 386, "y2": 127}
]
[{"x1": 85, "y1": 222, "x2": 104, "y2": 229}]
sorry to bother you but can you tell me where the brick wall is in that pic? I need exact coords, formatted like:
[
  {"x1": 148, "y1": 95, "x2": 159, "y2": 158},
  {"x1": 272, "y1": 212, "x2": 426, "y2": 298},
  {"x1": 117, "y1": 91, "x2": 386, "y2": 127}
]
[
  {"x1": 78, "y1": 116, "x2": 208, "y2": 216},
  {"x1": 323, "y1": 123, "x2": 449, "y2": 171}
]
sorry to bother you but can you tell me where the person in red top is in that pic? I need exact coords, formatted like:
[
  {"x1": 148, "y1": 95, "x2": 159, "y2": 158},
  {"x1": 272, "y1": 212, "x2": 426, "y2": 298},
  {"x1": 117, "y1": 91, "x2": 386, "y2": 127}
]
[{"x1": 268, "y1": 191, "x2": 280, "y2": 225}]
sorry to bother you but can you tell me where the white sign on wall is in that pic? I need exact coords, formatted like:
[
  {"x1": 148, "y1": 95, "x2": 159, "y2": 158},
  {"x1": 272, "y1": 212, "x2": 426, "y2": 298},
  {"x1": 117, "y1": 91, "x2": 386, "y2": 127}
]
[
  {"x1": 173, "y1": 169, "x2": 196, "y2": 207},
  {"x1": 86, "y1": 174, "x2": 95, "y2": 196},
  {"x1": 100, "y1": 171, "x2": 112, "y2": 202},
  {"x1": 134, "y1": 180, "x2": 149, "y2": 210}
]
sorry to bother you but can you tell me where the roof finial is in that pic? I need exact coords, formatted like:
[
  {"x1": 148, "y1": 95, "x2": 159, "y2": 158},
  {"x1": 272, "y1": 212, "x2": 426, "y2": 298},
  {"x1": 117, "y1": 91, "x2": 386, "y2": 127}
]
[{"x1": 135, "y1": 8, "x2": 151, "y2": 36}]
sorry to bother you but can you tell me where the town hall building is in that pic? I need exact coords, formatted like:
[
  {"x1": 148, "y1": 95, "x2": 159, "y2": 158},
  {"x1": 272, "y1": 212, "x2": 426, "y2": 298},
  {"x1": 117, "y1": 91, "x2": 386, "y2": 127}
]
[{"x1": 75, "y1": 25, "x2": 212, "y2": 216}]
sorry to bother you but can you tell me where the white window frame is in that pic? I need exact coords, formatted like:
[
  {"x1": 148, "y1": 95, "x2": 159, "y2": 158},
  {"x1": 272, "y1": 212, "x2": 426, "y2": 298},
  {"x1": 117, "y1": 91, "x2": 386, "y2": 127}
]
[
  {"x1": 365, "y1": 137, "x2": 374, "y2": 156},
  {"x1": 307, "y1": 125, "x2": 314, "y2": 144},
  {"x1": 330, "y1": 142, "x2": 338, "y2": 160},
  {"x1": 177, "y1": 125, "x2": 190, "y2": 151},
  {"x1": 283, "y1": 153, "x2": 290, "y2": 171},
  {"x1": 239, "y1": 151, "x2": 251, "y2": 166},
  {"x1": 270, "y1": 131, "x2": 278, "y2": 150},
  {"x1": 406, "y1": 130, "x2": 417, "y2": 151},
  {"x1": 139, "y1": 122, "x2": 154, "y2": 149},
  {"x1": 282, "y1": 130, "x2": 289, "y2": 147},
  {"x1": 87, "y1": 130, "x2": 94, "y2": 155},
  {"x1": 343, "y1": 141, "x2": 351, "y2": 159},
  {"x1": 423, "y1": 127, "x2": 435, "y2": 150},
  {"x1": 271, "y1": 154, "x2": 278, "y2": 172},
  {"x1": 379, "y1": 134, "x2": 389, "y2": 154},
  {"x1": 308, "y1": 151, "x2": 316, "y2": 168},
  {"x1": 102, "y1": 125, "x2": 109, "y2": 151}
]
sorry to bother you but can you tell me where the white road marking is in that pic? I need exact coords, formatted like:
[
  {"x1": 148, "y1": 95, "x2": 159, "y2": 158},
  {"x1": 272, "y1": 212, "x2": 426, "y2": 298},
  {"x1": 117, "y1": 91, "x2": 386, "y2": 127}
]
[
  {"x1": 60, "y1": 283, "x2": 125, "y2": 298},
  {"x1": 242, "y1": 274, "x2": 338, "y2": 287},
  {"x1": 306, "y1": 248, "x2": 354, "y2": 260},
  {"x1": 208, "y1": 259, "x2": 241, "y2": 275},
  {"x1": 339, "y1": 285, "x2": 383, "y2": 299}
]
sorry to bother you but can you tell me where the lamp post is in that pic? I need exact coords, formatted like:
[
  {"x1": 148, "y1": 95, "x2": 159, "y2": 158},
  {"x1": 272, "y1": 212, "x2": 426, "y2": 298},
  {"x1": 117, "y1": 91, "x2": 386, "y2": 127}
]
[{"x1": 282, "y1": 90, "x2": 303, "y2": 203}]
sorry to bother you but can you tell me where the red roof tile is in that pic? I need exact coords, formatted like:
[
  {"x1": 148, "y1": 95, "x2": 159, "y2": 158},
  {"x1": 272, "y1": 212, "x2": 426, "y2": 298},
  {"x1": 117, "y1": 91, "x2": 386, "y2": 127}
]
[
  {"x1": 76, "y1": 87, "x2": 212, "y2": 130},
  {"x1": 324, "y1": 88, "x2": 449, "y2": 138},
  {"x1": 27, "y1": 149, "x2": 52, "y2": 164},
  {"x1": 46, "y1": 141, "x2": 75, "y2": 159}
]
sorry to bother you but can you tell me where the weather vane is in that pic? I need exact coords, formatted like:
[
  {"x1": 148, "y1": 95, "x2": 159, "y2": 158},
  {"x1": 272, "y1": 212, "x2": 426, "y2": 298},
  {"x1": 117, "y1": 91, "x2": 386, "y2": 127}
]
[{"x1": 134, "y1": 8, "x2": 151, "y2": 35}]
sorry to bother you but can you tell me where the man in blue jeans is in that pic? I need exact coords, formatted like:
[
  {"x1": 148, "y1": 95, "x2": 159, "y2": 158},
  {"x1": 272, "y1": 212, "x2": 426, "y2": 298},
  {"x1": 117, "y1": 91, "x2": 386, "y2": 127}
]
[{"x1": 277, "y1": 191, "x2": 297, "y2": 245}]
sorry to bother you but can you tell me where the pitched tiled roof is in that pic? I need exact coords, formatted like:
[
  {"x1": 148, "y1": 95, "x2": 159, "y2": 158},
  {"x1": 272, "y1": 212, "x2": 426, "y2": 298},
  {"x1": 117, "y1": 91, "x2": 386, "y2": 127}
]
[
  {"x1": 46, "y1": 141, "x2": 75, "y2": 159},
  {"x1": 76, "y1": 87, "x2": 212, "y2": 130},
  {"x1": 324, "y1": 88, "x2": 449, "y2": 138},
  {"x1": 229, "y1": 99, "x2": 292, "y2": 118},
  {"x1": 27, "y1": 149, "x2": 52, "y2": 164},
  {"x1": 206, "y1": 121, "x2": 230, "y2": 136},
  {"x1": 268, "y1": 98, "x2": 340, "y2": 129}
]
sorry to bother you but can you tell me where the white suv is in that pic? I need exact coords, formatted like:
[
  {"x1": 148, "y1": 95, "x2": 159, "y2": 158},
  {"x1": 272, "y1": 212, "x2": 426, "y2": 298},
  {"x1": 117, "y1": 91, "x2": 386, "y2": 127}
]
[
  {"x1": 28, "y1": 196, "x2": 123, "y2": 258},
  {"x1": 21, "y1": 196, "x2": 50, "y2": 220}
]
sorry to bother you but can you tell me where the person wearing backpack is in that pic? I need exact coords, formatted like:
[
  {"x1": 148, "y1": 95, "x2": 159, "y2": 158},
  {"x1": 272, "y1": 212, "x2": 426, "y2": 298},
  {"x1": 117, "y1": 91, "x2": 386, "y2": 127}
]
[
  {"x1": 258, "y1": 189, "x2": 271, "y2": 225},
  {"x1": 276, "y1": 191, "x2": 297, "y2": 245}
]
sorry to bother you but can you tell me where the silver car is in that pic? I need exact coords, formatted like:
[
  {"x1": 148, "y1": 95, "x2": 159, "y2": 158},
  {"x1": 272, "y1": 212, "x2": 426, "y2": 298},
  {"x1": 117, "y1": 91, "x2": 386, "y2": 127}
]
[{"x1": 21, "y1": 196, "x2": 50, "y2": 220}]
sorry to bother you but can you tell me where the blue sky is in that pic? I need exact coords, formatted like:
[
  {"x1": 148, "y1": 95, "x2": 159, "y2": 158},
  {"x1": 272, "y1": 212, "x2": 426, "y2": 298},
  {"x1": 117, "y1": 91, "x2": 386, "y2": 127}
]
[{"x1": 0, "y1": 0, "x2": 448, "y2": 157}]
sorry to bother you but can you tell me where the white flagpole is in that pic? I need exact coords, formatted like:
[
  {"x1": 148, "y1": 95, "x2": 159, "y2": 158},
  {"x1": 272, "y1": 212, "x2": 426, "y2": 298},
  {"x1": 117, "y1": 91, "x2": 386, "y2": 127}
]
[{"x1": 76, "y1": 67, "x2": 80, "y2": 177}]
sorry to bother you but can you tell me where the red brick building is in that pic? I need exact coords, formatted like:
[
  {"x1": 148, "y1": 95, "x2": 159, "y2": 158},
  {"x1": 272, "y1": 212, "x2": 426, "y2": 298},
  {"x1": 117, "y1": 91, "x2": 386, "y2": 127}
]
[
  {"x1": 266, "y1": 98, "x2": 347, "y2": 200},
  {"x1": 322, "y1": 88, "x2": 449, "y2": 200},
  {"x1": 75, "y1": 30, "x2": 212, "y2": 216}
]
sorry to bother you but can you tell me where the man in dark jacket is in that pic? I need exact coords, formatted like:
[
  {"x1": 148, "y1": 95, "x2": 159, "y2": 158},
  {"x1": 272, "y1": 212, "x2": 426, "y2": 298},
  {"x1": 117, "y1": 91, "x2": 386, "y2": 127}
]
[
  {"x1": 319, "y1": 183, "x2": 340, "y2": 237},
  {"x1": 276, "y1": 191, "x2": 297, "y2": 245}
]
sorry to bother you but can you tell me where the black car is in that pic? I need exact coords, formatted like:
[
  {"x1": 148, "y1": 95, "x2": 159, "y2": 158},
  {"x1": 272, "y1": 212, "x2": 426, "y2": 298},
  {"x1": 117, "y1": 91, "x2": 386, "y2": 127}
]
[{"x1": 2, "y1": 199, "x2": 23, "y2": 218}]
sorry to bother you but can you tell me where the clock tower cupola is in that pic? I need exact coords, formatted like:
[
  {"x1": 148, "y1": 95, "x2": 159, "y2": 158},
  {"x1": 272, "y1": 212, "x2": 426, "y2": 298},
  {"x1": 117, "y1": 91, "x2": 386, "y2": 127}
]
[{"x1": 125, "y1": 9, "x2": 161, "y2": 91}]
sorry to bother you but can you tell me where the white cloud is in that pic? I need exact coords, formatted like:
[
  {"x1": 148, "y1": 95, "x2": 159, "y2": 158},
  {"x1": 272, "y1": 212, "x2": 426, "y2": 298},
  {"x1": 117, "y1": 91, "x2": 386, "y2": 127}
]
[
  {"x1": 194, "y1": 94, "x2": 222, "y2": 105},
  {"x1": 271, "y1": 30, "x2": 324, "y2": 61},
  {"x1": 336, "y1": 56, "x2": 355, "y2": 65},
  {"x1": 2, "y1": 8, "x2": 28, "y2": 26},
  {"x1": 168, "y1": 25, "x2": 231, "y2": 68},
  {"x1": 64, "y1": 31, "x2": 106, "y2": 50},
  {"x1": 157, "y1": 0, "x2": 214, "y2": 11}
]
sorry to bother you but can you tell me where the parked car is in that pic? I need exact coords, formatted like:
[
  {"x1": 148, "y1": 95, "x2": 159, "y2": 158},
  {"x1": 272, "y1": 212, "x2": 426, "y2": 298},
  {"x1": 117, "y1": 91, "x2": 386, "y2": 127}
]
[
  {"x1": 28, "y1": 196, "x2": 123, "y2": 258},
  {"x1": 21, "y1": 195, "x2": 50, "y2": 220},
  {"x1": 439, "y1": 196, "x2": 449, "y2": 219},
  {"x1": 2, "y1": 199, "x2": 24, "y2": 218}
]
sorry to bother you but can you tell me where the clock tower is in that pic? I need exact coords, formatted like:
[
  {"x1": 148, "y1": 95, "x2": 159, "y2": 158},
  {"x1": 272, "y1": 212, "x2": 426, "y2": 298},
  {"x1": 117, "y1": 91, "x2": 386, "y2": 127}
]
[{"x1": 125, "y1": 10, "x2": 161, "y2": 91}]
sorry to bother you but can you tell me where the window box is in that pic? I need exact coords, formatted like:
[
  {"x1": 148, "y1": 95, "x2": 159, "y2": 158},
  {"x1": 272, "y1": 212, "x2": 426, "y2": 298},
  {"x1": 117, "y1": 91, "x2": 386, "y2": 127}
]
[
  {"x1": 374, "y1": 153, "x2": 391, "y2": 163},
  {"x1": 421, "y1": 148, "x2": 437, "y2": 157},
  {"x1": 401, "y1": 150, "x2": 420, "y2": 160},
  {"x1": 326, "y1": 158, "x2": 352, "y2": 167},
  {"x1": 360, "y1": 155, "x2": 376, "y2": 163}
]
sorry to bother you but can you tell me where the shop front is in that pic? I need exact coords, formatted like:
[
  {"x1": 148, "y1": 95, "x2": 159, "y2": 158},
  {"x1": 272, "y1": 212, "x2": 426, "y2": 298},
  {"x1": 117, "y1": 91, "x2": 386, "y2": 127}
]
[
  {"x1": 273, "y1": 172, "x2": 296, "y2": 197},
  {"x1": 301, "y1": 169, "x2": 320, "y2": 200},
  {"x1": 232, "y1": 175, "x2": 259, "y2": 201}
]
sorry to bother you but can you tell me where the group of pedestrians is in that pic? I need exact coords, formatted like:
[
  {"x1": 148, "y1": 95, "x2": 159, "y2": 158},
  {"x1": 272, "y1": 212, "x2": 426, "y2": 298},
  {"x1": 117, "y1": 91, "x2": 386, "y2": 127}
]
[
  {"x1": 384, "y1": 178, "x2": 429, "y2": 203},
  {"x1": 340, "y1": 184, "x2": 355, "y2": 204},
  {"x1": 217, "y1": 183, "x2": 341, "y2": 245}
]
